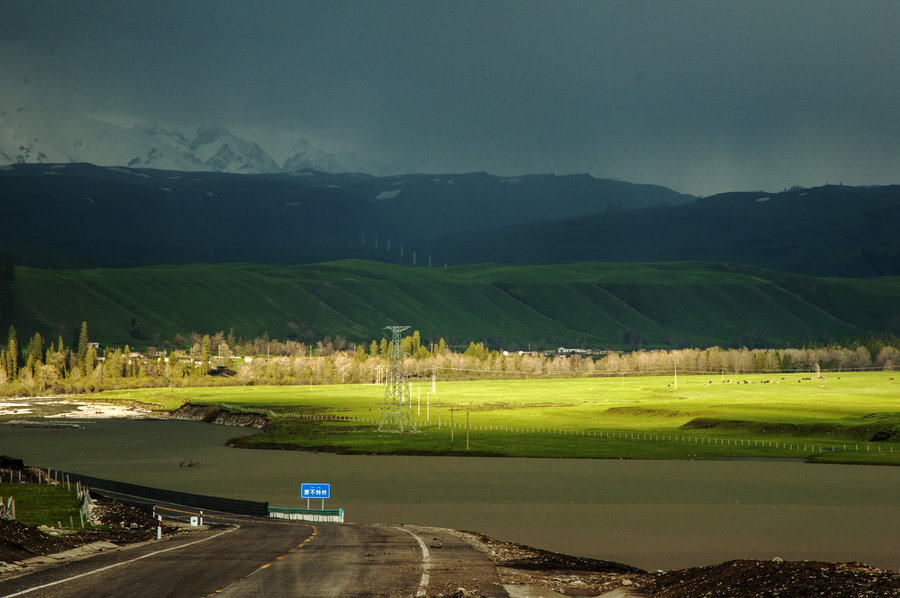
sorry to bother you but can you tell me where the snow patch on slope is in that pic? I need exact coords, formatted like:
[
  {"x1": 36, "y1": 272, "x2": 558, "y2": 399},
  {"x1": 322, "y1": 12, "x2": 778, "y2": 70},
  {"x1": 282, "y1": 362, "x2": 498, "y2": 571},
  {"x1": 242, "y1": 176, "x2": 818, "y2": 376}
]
[{"x1": 374, "y1": 189, "x2": 402, "y2": 200}]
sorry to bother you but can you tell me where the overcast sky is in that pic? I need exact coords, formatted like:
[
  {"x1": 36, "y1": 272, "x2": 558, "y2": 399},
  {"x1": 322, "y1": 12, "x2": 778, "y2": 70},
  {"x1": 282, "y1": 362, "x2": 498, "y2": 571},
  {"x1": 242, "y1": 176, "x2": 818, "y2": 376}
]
[{"x1": 2, "y1": 1, "x2": 898, "y2": 196}]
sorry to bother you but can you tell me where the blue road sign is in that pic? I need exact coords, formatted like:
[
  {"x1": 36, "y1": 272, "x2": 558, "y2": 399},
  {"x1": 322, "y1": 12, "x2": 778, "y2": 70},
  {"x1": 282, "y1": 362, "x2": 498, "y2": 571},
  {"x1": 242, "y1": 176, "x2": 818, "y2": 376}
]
[{"x1": 301, "y1": 483, "x2": 331, "y2": 499}]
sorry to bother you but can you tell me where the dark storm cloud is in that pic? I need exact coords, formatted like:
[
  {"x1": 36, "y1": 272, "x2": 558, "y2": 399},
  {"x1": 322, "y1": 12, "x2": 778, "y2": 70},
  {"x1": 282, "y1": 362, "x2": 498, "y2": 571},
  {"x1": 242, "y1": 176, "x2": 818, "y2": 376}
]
[{"x1": 2, "y1": 0, "x2": 898, "y2": 195}]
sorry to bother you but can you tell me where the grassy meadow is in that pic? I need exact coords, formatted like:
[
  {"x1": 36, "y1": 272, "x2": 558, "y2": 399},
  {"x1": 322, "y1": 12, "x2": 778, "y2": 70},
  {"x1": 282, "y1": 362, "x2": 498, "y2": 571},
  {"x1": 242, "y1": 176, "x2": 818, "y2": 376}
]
[
  {"x1": 0, "y1": 482, "x2": 83, "y2": 528},
  {"x1": 92, "y1": 371, "x2": 900, "y2": 465}
]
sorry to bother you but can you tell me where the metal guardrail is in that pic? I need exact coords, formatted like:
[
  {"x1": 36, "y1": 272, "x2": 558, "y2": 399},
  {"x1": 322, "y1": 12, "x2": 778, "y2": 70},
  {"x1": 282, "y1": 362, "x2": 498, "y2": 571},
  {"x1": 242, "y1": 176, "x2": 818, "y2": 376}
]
[
  {"x1": 268, "y1": 506, "x2": 344, "y2": 523},
  {"x1": 50, "y1": 469, "x2": 270, "y2": 517}
]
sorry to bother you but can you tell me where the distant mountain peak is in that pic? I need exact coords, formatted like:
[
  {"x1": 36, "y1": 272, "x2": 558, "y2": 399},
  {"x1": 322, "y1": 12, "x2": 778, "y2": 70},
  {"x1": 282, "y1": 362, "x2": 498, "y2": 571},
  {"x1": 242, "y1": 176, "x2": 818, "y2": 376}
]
[
  {"x1": 191, "y1": 124, "x2": 230, "y2": 147},
  {"x1": 0, "y1": 103, "x2": 376, "y2": 176}
]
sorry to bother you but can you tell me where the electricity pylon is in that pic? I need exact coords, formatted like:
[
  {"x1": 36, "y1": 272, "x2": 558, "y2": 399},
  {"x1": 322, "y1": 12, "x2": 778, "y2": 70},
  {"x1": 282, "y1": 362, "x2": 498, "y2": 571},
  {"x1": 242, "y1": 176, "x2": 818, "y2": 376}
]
[{"x1": 378, "y1": 325, "x2": 417, "y2": 432}]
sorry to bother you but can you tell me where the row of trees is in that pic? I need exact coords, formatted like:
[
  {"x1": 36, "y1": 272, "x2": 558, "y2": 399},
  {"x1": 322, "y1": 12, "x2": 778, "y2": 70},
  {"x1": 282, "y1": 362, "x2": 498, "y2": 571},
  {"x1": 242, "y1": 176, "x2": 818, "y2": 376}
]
[{"x1": 1, "y1": 323, "x2": 898, "y2": 397}]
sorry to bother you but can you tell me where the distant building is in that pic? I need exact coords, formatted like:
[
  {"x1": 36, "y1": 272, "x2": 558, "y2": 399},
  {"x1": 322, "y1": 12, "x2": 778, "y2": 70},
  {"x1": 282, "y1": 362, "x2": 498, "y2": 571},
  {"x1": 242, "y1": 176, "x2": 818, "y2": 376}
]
[{"x1": 553, "y1": 347, "x2": 610, "y2": 357}]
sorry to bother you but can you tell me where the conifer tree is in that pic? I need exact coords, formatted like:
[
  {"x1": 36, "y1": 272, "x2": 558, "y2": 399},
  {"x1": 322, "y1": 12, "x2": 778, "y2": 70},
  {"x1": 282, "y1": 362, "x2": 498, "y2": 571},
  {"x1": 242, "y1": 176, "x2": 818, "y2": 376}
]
[
  {"x1": 53, "y1": 337, "x2": 68, "y2": 378},
  {"x1": 27, "y1": 332, "x2": 44, "y2": 366},
  {"x1": 6, "y1": 325, "x2": 18, "y2": 380},
  {"x1": 200, "y1": 335, "x2": 211, "y2": 373},
  {"x1": 123, "y1": 345, "x2": 132, "y2": 377},
  {"x1": 24, "y1": 354, "x2": 34, "y2": 382},
  {"x1": 76, "y1": 321, "x2": 89, "y2": 364},
  {"x1": 104, "y1": 348, "x2": 122, "y2": 379},
  {"x1": 85, "y1": 344, "x2": 97, "y2": 377}
]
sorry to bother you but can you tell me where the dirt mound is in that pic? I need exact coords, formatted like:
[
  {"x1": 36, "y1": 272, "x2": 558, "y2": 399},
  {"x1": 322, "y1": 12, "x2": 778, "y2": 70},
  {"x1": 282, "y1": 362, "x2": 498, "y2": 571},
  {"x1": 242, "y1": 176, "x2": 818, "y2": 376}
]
[
  {"x1": 0, "y1": 499, "x2": 160, "y2": 564},
  {"x1": 605, "y1": 407, "x2": 694, "y2": 418},
  {"x1": 453, "y1": 530, "x2": 900, "y2": 597},
  {"x1": 168, "y1": 403, "x2": 267, "y2": 428},
  {"x1": 679, "y1": 417, "x2": 853, "y2": 436},
  {"x1": 466, "y1": 532, "x2": 642, "y2": 575},
  {"x1": 0, "y1": 519, "x2": 77, "y2": 562},
  {"x1": 646, "y1": 559, "x2": 900, "y2": 598}
]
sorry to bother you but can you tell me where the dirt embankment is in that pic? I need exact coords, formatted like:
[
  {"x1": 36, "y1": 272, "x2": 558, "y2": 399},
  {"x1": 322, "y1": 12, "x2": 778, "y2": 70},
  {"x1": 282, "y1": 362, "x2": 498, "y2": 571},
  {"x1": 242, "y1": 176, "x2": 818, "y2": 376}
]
[
  {"x1": 457, "y1": 530, "x2": 900, "y2": 597},
  {"x1": 167, "y1": 403, "x2": 268, "y2": 429},
  {"x1": 0, "y1": 499, "x2": 160, "y2": 565}
]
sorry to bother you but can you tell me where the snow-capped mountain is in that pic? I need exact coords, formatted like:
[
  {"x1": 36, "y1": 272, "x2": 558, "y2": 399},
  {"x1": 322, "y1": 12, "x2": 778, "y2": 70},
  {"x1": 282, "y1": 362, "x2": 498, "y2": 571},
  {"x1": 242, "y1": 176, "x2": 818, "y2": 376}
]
[
  {"x1": 129, "y1": 124, "x2": 282, "y2": 173},
  {"x1": 281, "y1": 138, "x2": 359, "y2": 173},
  {"x1": 0, "y1": 102, "x2": 363, "y2": 175}
]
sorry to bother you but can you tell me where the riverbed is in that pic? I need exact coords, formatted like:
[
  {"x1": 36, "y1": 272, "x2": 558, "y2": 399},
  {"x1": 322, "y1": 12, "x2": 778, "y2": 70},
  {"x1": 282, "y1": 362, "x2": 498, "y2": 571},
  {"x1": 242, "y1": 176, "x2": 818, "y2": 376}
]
[{"x1": 1, "y1": 410, "x2": 898, "y2": 572}]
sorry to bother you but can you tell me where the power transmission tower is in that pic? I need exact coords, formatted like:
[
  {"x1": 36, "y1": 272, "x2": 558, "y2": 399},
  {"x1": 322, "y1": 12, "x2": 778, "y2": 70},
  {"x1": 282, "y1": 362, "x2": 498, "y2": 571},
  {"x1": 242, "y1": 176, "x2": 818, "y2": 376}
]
[{"x1": 378, "y1": 325, "x2": 417, "y2": 432}]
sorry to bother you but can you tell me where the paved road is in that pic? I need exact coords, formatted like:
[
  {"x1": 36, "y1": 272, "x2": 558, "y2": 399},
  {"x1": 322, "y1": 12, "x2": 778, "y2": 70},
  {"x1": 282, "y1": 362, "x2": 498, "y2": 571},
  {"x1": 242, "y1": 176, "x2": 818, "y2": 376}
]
[{"x1": 0, "y1": 509, "x2": 507, "y2": 597}]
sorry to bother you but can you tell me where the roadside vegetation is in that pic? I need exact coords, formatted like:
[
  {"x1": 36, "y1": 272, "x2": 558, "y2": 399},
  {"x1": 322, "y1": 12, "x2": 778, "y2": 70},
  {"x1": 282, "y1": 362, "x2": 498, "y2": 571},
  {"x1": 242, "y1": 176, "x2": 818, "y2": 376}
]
[
  {"x1": 0, "y1": 481, "x2": 83, "y2": 528},
  {"x1": 91, "y1": 371, "x2": 900, "y2": 465}
]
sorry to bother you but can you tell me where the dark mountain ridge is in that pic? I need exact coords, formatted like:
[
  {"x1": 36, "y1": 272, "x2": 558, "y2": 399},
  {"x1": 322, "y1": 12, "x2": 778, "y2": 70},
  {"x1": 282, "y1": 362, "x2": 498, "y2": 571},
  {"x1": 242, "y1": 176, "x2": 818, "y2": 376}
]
[
  {"x1": 1, "y1": 163, "x2": 898, "y2": 277},
  {"x1": 424, "y1": 184, "x2": 900, "y2": 277},
  {"x1": 0, "y1": 163, "x2": 691, "y2": 268}
]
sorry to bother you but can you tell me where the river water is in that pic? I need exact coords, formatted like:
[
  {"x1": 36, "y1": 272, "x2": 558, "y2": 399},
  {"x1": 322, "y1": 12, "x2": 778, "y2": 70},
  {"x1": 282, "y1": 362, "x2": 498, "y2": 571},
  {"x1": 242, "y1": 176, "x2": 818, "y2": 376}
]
[{"x1": 1, "y1": 413, "x2": 898, "y2": 572}]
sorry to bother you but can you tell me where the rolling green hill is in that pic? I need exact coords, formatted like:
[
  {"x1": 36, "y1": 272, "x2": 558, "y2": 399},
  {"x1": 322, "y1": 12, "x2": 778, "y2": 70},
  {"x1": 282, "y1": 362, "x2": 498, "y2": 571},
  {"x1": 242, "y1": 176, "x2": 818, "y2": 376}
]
[{"x1": 6, "y1": 260, "x2": 899, "y2": 350}]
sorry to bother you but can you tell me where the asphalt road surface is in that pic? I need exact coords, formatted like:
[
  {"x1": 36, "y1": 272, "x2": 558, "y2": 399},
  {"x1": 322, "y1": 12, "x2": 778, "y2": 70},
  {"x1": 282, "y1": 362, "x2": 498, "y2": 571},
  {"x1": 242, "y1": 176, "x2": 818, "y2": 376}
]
[{"x1": 0, "y1": 508, "x2": 507, "y2": 597}]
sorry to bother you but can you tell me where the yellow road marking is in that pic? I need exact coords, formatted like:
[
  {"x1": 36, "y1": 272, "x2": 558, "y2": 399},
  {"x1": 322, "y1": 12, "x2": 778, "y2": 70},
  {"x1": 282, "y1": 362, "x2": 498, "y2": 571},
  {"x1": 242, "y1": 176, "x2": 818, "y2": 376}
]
[{"x1": 202, "y1": 523, "x2": 318, "y2": 596}]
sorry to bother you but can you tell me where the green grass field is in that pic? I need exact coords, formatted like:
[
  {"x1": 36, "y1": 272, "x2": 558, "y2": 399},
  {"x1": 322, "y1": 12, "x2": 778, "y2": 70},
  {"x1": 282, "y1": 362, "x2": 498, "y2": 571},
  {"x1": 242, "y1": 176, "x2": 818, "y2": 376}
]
[
  {"x1": 92, "y1": 371, "x2": 900, "y2": 465},
  {"x1": 0, "y1": 482, "x2": 84, "y2": 528}
]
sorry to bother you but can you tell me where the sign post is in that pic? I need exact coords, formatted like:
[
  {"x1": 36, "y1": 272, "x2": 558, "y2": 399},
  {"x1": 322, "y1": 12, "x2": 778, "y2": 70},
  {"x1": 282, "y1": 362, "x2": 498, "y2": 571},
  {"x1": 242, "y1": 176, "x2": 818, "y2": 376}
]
[{"x1": 301, "y1": 482, "x2": 331, "y2": 510}]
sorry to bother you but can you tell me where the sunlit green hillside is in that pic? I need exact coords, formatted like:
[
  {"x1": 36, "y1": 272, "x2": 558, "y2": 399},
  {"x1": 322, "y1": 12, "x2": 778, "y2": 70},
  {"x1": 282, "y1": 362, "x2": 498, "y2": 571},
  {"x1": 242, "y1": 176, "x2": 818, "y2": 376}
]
[{"x1": 6, "y1": 260, "x2": 899, "y2": 352}]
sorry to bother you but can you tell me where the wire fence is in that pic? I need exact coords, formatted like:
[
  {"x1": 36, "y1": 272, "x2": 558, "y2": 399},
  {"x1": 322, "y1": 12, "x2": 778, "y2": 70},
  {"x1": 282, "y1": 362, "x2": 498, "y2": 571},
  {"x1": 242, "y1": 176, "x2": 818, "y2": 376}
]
[
  {"x1": 420, "y1": 364, "x2": 896, "y2": 378},
  {"x1": 279, "y1": 411, "x2": 896, "y2": 457}
]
